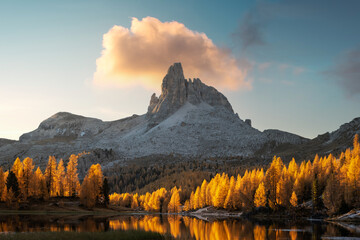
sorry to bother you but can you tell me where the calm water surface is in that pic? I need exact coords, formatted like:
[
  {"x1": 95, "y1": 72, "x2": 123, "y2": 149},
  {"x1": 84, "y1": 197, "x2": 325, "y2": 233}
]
[{"x1": 0, "y1": 214, "x2": 359, "y2": 239}]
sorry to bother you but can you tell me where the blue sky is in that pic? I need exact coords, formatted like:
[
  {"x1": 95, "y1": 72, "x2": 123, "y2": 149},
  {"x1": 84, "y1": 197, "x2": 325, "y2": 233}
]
[{"x1": 0, "y1": 0, "x2": 359, "y2": 140}]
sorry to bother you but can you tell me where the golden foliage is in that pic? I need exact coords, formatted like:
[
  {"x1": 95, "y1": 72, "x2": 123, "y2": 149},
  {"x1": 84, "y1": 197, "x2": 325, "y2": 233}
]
[{"x1": 254, "y1": 182, "x2": 266, "y2": 207}]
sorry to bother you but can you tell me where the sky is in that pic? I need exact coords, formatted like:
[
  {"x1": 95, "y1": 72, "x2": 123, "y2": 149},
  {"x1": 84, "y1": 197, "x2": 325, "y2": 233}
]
[{"x1": 0, "y1": 0, "x2": 359, "y2": 140}]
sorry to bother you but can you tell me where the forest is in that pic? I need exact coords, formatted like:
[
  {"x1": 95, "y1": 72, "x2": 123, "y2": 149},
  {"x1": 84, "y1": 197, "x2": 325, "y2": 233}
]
[
  {"x1": 0, "y1": 153, "x2": 108, "y2": 208},
  {"x1": 109, "y1": 134, "x2": 360, "y2": 215},
  {"x1": 0, "y1": 135, "x2": 359, "y2": 216}
]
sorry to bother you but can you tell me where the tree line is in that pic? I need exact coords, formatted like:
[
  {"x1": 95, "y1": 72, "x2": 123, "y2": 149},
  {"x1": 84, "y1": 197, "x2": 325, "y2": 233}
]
[
  {"x1": 105, "y1": 156, "x2": 255, "y2": 195},
  {"x1": 110, "y1": 134, "x2": 360, "y2": 215},
  {"x1": 0, "y1": 154, "x2": 108, "y2": 208}
]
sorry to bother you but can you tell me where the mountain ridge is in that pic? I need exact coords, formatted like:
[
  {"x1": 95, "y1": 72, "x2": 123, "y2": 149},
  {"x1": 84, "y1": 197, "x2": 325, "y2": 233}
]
[{"x1": 0, "y1": 63, "x2": 357, "y2": 171}]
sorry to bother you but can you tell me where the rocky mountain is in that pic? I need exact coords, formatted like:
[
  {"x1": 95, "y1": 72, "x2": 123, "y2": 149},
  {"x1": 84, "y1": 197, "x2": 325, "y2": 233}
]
[
  {"x1": 260, "y1": 117, "x2": 360, "y2": 162},
  {"x1": 0, "y1": 138, "x2": 15, "y2": 148},
  {"x1": 0, "y1": 63, "x2": 357, "y2": 171}
]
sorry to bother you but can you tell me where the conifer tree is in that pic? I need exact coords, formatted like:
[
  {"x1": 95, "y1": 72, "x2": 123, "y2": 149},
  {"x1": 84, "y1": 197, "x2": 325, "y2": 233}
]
[
  {"x1": 323, "y1": 173, "x2": 342, "y2": 214},
  {"x1": 213, "y1": 174, "x2": 229, "y2": 208},
  {"x1": 193, "y1": 186, "x2": 201, "y2": 210},
  {"x1": 22, "y1": 157, "x2": 35, "y2": 199},
  {"x1": 11, "y1": 157, "x2": 22, "y2": 180},
  {"x1": 290, "y1": 191, "x2": 298, "y2": 207},
  {"x1": 168, "y1": 187, "x2": 181, "y2": 213},
  {"x1": 0, "y1": 168, "x2": 5, "y2": 201},
  {"x1": 102, "y1": 177, "x2": 110, "y2": 206},
  {"x1": 254, "y1": 182, "x2": 266, "y2": 207},
  {"x1": 6, "y1": 171, "x2": 19, "y2": 198},
  {"x1": 224, "y1": 176, "x2": 236, "y2": 210},
  {"x1": 183, "y1": 200, "x2": 190, "y2": 211},
  {"x1": 312, "y1": 174, "x2": 321, "y2": 211},
  {"x1": 55, "y1": 159, "x2": 66, "y2": 196},
  {"x1": 265, "y1": 156, "x2": 283, "y2": 209},
  {"x1": 66, "y1": 154, "x2": 80, "y2": 197},
  {"x1": 131, "y1": 193, "x2": 139, "y2": 209},
  {"x1": 32, "y1": 167, "x2": 44, "y2": 199},
  {"x1": 80, "y1": 164, "x2": 104, "y2": 208},
  {"x1": 45, "y1": 156, "x2": 57, "y2": 196},
  {"x1": 199, "y1": 180, "x2": 207, "y2": 208}
]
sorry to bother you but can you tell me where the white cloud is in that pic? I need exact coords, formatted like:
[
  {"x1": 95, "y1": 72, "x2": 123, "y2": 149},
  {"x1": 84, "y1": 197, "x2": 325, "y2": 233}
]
[{"x1": 93, "y1": 17, "x2": 251, "y2": 91}]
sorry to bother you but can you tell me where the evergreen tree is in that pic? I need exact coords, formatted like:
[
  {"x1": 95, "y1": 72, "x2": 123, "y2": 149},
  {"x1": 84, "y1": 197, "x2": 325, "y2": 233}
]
[
  {"x1": 6, "y1": 171, "x2": 19, "y2": 198},
  {"x1": 102, "y1": 177, "x2": 110, "y2": 206}
]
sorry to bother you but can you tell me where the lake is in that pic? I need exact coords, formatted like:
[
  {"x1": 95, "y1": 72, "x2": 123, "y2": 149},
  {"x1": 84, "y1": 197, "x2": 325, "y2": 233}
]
[{"x1": 0, "y1": 214, "x2": 359, "y2": 239}]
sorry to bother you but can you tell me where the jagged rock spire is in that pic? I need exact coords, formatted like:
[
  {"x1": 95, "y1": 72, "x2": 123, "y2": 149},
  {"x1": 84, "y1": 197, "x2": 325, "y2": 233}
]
[{"x1": 147, "y1": 63, "x2": 234, "y2": 123}]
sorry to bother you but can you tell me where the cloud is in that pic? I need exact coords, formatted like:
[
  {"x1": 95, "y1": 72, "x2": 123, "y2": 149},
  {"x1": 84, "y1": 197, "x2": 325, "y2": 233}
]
[
  {"x1": 327, "y1": 47, "x2": 360, "y2": 96},
  {"x1": 232, "y1": 12, "x2": 266, "y2": 50},
  {"x1": 93, "y1": 17, "x2": 251, "y2": 91}
]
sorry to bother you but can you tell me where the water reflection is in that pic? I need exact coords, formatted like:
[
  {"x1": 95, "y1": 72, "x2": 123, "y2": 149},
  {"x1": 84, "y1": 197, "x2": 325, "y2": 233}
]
[
  {"x1": 0, "y1": 214, "x2": 358, "y2": 239},
  {"x1": 108, "y1": 215, "x2": 359, "y2": 240}
]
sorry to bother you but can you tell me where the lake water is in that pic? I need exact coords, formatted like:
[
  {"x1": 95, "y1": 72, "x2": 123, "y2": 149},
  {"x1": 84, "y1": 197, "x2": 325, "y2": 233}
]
[{"x1": 0, "y1": 214, "x2": 359, "y2": 239}]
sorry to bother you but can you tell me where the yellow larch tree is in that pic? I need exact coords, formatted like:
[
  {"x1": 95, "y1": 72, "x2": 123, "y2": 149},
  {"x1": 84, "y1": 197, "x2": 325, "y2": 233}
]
[
  {"x1": 131, "y1": 193, "x2": 139, "y2": 209},
  {"x1": 288, "y1": 158, "x2": 298, "y2": 183},
  {"x1": 224, "y1": 176, "x2": 236, "y2": 210},
  {"x1": 31, "y1": 167, "x2": 45, "y2": 199},
  {"x1": 289, "y1": 191, "x2": 298, "y2": 207},
  {"x1": 22, "y1": 157, "x2": 35, "y2": 199},
  {"x1": 65, "y1": 154, "x2": 80, "y2": 197},
  {"x1": 323, "y1": 171, "x2": 342, "y2": 214},
  {"x1": 1, "y1": 171, "x2": 9, "y2": 202},
  {"x1": 31, "y1": 167, "x2": 47, "y2": 199},
  {"x1": 353, "y1": 134, "x2": 359, "y2": 156},
  {"x1": 199, "y1": 180, "x2": 207, "y2": 208},
  {"x1": 213, "y1": 174, "x2": 229, "y2": 208},
  {"x1": 55, "y1": 159, "x2": 66, "y2": 197},
  {"x1": 168, "y1": 187, "x2": 181, "y2": 213},
  {"x1": 189, "y1": 191, "x2": 195, "y2": 210},
  {"x1": 183, "y1": 200, "x2": 190, "y2": 211},
  {"x1": 276, "y1": 168, "x2": 292, "y2": 207},
  {"x1": 0, "y1": 168, "x2": 5, "y2": 201},
  {"x1": 232, "y1": 174, "x2": 242, "y2": 209},
  {"x1": 265, "y1": 156, "x2": 284, "y2": 209},
  {"x1": 11, "y1": 157, "x2": 22, "y2": 180},
  {"x1": 11, "y1": 157, "x2": 23, "y2": 199},
  {"x1": 193, "y1": 186, "x2": 201, "y2": 210},
  {"x1": 254, "y1": 182, "x2": 266, "y2": 207},
  {"x1": 45, "y1": 156, "x2": 57, "y2": 196},
  {"x1": 80, "y1": 175, "x2": 94, "y2": 208},
  {"x1": 80, "y1": 164, "x2": 104, "y2": 208},
  {"x1": 209, "y1": 173, "x2": 220, "y2": 206},
  {"x1": 346, "y1": 155, "x2": 360, "y2": 207}
]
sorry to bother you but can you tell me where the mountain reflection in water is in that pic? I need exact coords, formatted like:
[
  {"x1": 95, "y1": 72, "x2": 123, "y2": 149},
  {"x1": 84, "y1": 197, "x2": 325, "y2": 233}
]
[{"x1": 0, "y1": 214, "x2": 358, "y2": 239}]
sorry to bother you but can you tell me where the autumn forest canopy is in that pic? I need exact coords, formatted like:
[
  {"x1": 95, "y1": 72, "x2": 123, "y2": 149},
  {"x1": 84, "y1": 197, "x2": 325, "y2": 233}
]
[
  {"x1": 0, "y1": 135, "x2": 359, "y2": 215},
  {"x1": 0, "y1": 153, "x2": 108, "y2": 208},
  {"x1": 110, "y1": 134, "x2": 360, "y2": 214}
]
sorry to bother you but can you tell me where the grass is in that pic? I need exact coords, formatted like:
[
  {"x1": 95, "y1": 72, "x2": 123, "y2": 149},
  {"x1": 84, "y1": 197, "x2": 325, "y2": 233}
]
[{"x1": 0, "y1": 230, "x2": 171, "y2": 240}]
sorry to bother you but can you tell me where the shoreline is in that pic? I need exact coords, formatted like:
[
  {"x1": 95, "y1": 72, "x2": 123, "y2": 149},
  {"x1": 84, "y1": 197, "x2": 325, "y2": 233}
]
[{"x1": 0, "y1": 200, "x2": 359, "y2": 224}]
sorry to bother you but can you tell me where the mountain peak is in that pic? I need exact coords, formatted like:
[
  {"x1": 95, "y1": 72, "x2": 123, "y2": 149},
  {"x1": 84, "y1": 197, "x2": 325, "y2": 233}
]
[
  {"x1": 166, "y1": 62, "x2": 184, "y2": 79},
  {"x1": 147, "y1": 63, "x2": 234, "y2": 123}
]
